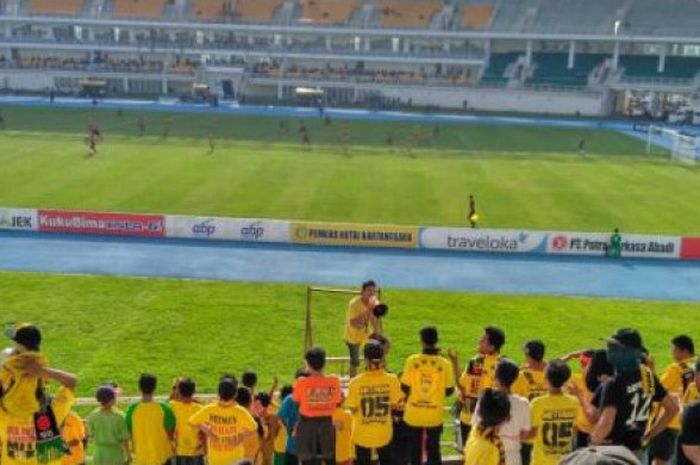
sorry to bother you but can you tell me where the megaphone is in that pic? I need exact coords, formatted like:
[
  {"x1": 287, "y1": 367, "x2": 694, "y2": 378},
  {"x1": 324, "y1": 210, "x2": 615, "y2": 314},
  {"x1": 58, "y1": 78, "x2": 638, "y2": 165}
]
[{"x1": 373, "y1": 303, "x2": 389, "y2": 318}]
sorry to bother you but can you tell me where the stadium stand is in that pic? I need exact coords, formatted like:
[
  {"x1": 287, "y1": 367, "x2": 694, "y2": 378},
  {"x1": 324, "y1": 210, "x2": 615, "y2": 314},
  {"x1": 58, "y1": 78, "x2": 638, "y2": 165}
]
[
  {"x1": 28, "y1": 0, "x2": 84, "y2": 16},
  {"x1": 374, "y1": 0, "x2": 443, "y2": 28},
  {"x1": 113, "y1": 0, "x2": 167, "y2": 19},
  {"x1": 526, "y1": 53, "x2": 607, "y2": 88},
  {"x1": 480, "y1": 52, "x2": 519, "y2": 85},
  {"x1": 191, "y1": 0, "x2": 229, "y2": 21},
  {"x1": 298, "y1": 0, "x2": 358, "y2": 25},
  {"x1": 236, "y1": 0, "x2": 284, "y2": 23},
  {"x1": 619, "y1": 55, "x2": 700, "y2": 81},
  {"x1": 461, "y1": 4, "x2": 493, "y2": 30}
]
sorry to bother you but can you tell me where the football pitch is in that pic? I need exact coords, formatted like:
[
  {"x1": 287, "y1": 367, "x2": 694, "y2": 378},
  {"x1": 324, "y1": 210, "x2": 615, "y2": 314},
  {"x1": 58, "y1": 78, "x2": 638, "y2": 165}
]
[
  {"x1": 1, "y1": 271, "x2": 698, "y2": 396},
  {"x1": 0, "y1": 104, "x2": 698, "y2": 234},
  {"x1": 1, "y1": 103, "x2": 700, "y2": 396}
]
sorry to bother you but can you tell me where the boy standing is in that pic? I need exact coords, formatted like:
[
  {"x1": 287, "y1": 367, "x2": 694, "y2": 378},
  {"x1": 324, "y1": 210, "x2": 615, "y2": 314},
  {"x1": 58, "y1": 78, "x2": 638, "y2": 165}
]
[
  {"x1": 189, "y1": 376, "x2": 258, "y2": 465},
  {"x1": 401, "y1": 327, "x2": 455, "y2": 465},
  {"x1": 347, "y1": 342, "x2": 402, "y2": 465},
  {"x1": 88, "y1": 386, "x2": 131, "y2": 465},
  {"x1": 293, "y1": 347, "x2": 342, "y2": 465},
  {"x1": 125, "y1": 374, "x2": 176, "y2": 465},
  {"x1": 528, "y1": 360, "x2": 582, "y2": 465},
  {"x1": 169, "y1": 378, "x2": 203, "y2": 465}
]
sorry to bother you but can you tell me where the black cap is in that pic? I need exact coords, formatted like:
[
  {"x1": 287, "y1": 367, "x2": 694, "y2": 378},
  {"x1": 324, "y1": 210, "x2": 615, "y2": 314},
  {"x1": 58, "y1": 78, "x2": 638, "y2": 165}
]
[
  {"x1": 559, "y1": 446, "x2": 641, "y2": 465},
  {"x1": 364, "y1": 341, "x2": 384, "y2": 361},
  {"x1": 607, "y1": 329, "x2": 643, "y2": 350},
  {"x1": 5, "y1": 323, "x2": 41, "y2": 350}
]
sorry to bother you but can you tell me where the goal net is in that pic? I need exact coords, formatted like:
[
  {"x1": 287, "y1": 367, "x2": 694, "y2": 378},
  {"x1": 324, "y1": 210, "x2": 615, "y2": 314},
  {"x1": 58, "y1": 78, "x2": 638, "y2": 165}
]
[{"x1": 646, "y1": 125, "x2": 699, "y2": 163}]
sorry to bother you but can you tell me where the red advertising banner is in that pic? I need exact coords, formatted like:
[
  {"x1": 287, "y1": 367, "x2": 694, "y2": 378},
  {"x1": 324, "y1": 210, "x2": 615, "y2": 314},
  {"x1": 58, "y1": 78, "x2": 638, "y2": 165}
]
[
  {"x1": 38, "y1": 210, "x2": 165, "y2": 237},
  {"x1": 681, "y1": 237, "x2": 700, "y2": 260}
]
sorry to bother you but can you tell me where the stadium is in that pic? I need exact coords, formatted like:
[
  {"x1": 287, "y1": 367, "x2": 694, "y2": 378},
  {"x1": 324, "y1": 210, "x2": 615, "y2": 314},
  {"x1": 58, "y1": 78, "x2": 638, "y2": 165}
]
[{"x1": 1, "y1": 1, "x2": 700, "y2": 465}]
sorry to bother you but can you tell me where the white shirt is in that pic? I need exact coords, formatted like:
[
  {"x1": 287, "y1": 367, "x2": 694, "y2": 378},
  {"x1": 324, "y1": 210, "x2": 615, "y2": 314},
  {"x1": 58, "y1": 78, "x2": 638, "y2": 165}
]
[{"x1": 472, "y1": 393, "x2": 531, "y2": 454}]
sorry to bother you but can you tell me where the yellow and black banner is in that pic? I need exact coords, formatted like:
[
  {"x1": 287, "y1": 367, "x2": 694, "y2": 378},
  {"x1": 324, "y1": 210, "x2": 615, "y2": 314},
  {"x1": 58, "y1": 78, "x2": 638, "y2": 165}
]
[{"x1": 292, "y1": 222, "x2": 418, "y2": 249}]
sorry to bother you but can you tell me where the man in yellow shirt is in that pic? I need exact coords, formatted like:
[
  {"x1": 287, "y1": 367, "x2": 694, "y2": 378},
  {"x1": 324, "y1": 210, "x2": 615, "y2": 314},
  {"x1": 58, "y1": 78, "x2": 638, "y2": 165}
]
[
  {"x1": 0, "y1": 360, "x2": 76, "y2": 465},
  {"x1": 450, "y1": 326, "x2": 505, "y2": 448},
  {"x1": 168, "y1": 378, "x2": 203, "y2": 465},
  {"x1": 400, "y1": 326, "x2": 455, "y2": 465},
  {"x1": 650, "y1": 335, "x2": 696, "y2": 465},
  {"x1": 189, "y1": 376, "x2": 258, "y2": 465},
  {"x1": 528, "y1": 360, "x2": 581, "y2": 465},
  {"x1": 344, "y1": 280, "x2": 380, "y2": 377},
  {"x1": 464, "y1": 389, "x2": 510, "y2": 465},
  {"x1": 512, "y1": 340, "x2": 548, "y2": 465},
  {"x1": 347, "y1": 342, "x2": 403, "y2": 465},
  {"x1": 561, "y1": 349, "x2": 596, "y2": 449},
  {"x1": 125, "y1": 374, "x2": 176, "y2": 465}
]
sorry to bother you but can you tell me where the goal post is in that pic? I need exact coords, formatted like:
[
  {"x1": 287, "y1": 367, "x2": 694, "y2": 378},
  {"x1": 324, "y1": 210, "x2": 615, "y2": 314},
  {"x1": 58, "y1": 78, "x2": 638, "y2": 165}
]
[{"x1": 646, "y1": 125, "x2": 699, "y2": 162}]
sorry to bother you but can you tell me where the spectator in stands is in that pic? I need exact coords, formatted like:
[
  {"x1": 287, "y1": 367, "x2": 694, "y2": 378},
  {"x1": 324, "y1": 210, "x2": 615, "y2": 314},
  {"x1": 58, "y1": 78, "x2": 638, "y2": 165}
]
[
  {"x1": 450, "y1": 326, "x2": 505, "y2": 449},
  {"x1": 278, "y1": 374, "x2": 305, "y2": 465},
  {"x1": 591, "y1": 329, "x2": 678, "y2": 458},
  {"x1": 237, "y1": 387, "x2": 265, "y2": 463},
  {"x1": 678, "y1": 361, "x2": 700, "y2": 465},
  {"x1": 401, "y1": 326, "x2": 454, "y2": 465},
  {"x1": 169, "y1": 378, "x2": 204, "y2": 465},
  {"x1": 649, "y1": 335, "x2": 697, "y2": 465},
  {"x1": 190, "y1": 375, "x2": 258, "y2": 465},
  {"x1": 346, "y1": 342, "x2": 403, "y2": 465},
  {"x1": 62, "y1": 410, "x2": 87, "y2": 465},
  {"x1": 125, "y1": 374, "x2": 176, "y2": 465},
  {"x1": 528, "y1": 360, "x2": 581, "y2": 465},
  {"x1": 292, "y1": 347, "x2": 341, "y2": 465},
  {"x1": 464, "y1": 388, "x2": 511, "y2": 465},
  {"x1": 88, "y1": 385, "x2": 131, "y2": 465},
  {"x1": 471, "y1": 359, "x2": 530, "y2": 465}
]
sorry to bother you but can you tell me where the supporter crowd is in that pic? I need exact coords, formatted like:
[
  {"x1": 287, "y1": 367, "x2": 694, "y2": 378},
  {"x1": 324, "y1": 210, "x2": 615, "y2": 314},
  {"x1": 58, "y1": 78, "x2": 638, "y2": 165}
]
[{"x1": 1, "y1": 283, "x2": 699, "y2": 465}]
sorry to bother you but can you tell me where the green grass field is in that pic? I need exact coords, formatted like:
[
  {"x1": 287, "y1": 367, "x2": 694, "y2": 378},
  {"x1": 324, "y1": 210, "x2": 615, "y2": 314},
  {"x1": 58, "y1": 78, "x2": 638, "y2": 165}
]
[
  {"x1": 1, "y1": 104, "x2": 698, "y2": 234},
  {"x1": 2, "y1": 271, "x2": 698, "y2": 397}
]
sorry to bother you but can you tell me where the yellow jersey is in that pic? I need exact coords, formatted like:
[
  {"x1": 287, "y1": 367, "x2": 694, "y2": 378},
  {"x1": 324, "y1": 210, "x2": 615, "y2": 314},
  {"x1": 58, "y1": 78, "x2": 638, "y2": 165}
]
[
  {"x1": 530, "y1": 394, "x2": 581, "y2": 465},
  {"x1": 333, "y1": 408, "x2": 354, "y2": 463},
  {"x1": 401, "y1": 352, "x2": 455, "y2": 427},
  {"x1": 125, "y1": 401, "x2": 175, "y2": 465},
  {"x1": 0, "y1": 386, "x2": 74, "y2": 465},
  {"x1": 512, "y1": 368, "x2": 548, "y2": 402},
  {"x1": 0, "y1": 352, "x2": 49, "y2": 418},
  {"x1": 344, "y1": 296, "x2": 376, "y2": 345},
  {"x1": 169, "y1": 400, "x2": 203, "y2": 457},
  {"x1": 61, "y1": 411, "x2": 86, "y2": 465},
  {"x1": 683, "y1": 383, "x2": 699, "y2": 405},
  {"x1": 658, "y1": 357, "x2": 697, "y2": 430},
  {"x1": 189, "y1": 401, "x2": 257, "y2": 465},
  {"x1": 346, "y1": 370, "x2": 403, "y2": 448},
  {"x1": 463, "y1": 426, "x2": 505, "y2": 465},
  {"x1": 458, "y1": 353, "x2": 500, "y2": 424}
]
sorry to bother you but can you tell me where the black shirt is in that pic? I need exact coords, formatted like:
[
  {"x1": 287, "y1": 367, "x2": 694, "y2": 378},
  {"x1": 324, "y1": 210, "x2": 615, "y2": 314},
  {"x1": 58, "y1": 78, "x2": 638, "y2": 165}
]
[
  {"x1": 598, "y1": 367, "x2": 667, "y2": 451},
  {"x1": 678, "y1": 401, "x2": 700, "y2": 465}
]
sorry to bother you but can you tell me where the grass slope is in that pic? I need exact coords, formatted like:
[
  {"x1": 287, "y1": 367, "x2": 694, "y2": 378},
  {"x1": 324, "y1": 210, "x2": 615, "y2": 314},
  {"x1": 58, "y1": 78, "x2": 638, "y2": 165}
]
[
  {"x1": 2, "y1": 271, "x2": 698, "y2": 396},
  {"x1": 0, "y1": 105, "x2": 697, "y2": 234}
]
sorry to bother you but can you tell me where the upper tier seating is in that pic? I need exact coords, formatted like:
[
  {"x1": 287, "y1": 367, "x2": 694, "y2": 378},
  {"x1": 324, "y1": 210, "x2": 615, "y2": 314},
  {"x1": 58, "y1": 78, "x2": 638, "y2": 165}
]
[
  {"x1": 299, "y1": 0, "x2": 358, "y2": 25},
  {"x1": 374, "y1": 0, "x2": 442, "y2": 28},
  {"x1": 29, "y1": 0, "x2": 84, "y2": 16},
  {"x1": 113, "y1": 0, "x2": 167, "y2": 19}
]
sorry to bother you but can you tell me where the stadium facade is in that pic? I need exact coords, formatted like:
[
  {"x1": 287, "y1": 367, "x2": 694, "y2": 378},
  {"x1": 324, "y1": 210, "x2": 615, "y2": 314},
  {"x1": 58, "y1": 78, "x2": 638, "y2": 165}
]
[{"x1": 2, "y1": 0, "x2": 700, "y2": 117}]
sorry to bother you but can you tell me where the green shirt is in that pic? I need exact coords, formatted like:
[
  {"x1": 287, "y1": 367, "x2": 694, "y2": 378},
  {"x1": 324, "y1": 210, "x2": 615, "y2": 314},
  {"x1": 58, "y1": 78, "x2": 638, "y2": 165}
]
[{"x1": 87, "y1": 408, "x2": 130, "y2": 465}]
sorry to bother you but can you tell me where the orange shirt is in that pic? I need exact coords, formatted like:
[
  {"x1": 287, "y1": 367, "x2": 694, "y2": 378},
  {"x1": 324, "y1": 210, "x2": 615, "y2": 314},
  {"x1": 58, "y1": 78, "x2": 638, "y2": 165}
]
[{"x1": 292, "y1": 375, "x2": 341, "y2": 418}]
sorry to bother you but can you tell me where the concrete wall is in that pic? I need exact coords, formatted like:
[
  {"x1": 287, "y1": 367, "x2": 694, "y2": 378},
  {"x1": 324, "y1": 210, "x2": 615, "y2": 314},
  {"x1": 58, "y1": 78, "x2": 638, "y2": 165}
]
[{"x1": 376, "y1": 86, "x2": 610, "y2": 116}]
